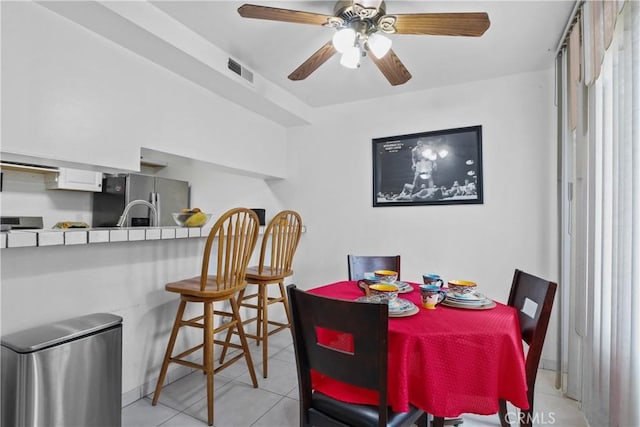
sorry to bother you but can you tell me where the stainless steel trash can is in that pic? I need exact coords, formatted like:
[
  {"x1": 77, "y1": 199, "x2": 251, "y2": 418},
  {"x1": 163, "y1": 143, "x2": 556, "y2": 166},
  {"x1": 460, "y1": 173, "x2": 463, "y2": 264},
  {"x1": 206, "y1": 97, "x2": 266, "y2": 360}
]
[{"x1": 1, "y1": 313, "x2": 123, "y2": 427}]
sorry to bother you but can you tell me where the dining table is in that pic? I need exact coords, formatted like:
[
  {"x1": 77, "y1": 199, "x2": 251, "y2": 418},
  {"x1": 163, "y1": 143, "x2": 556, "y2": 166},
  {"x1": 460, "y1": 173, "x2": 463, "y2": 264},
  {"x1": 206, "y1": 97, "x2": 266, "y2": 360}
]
[{"x1": 308, "y1": 280, "x2": 530, "y2": 419}]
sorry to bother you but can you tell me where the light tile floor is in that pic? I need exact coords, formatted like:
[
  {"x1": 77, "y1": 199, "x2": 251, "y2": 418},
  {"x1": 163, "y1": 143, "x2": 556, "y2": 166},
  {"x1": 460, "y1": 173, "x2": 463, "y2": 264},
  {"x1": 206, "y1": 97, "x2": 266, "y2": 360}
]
[{"x1": 123, "y1": 332, "x2": 588, "y2": 427}]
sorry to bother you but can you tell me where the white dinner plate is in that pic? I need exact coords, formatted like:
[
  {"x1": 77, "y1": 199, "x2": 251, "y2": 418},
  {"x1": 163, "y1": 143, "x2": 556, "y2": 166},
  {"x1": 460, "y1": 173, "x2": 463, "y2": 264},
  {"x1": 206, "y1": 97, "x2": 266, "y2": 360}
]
[
  {"x1": 395, "y1": 281, "x2": 414, "y2": 294},
  {"x1": 441, "y1": 298, "x2": 496, "y2": 310},
  {"x1": 446, "y1": 292, "x2": 487, "y2": 302},
  {"x1": 355, "y1": 296, "x2": 419, "y2": 317},
  {"x1": 389, "y1": 304, "x2": 419, "y2": 317}
]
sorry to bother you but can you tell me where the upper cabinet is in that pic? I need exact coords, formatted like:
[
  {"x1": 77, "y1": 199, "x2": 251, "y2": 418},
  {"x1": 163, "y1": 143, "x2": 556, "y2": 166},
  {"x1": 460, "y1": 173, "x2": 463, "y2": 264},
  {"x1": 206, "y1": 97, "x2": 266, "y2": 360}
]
[{"x1": 45, "y1": 168, "x2": 103, "y2": 192}]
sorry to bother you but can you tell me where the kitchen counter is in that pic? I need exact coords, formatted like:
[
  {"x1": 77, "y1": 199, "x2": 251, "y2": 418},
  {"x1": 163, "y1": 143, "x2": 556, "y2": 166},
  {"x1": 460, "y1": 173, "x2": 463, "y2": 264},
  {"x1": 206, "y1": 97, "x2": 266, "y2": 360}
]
[
  {"x1": 0, "y1": 226, "x2": 212, "y2": 248},
  {"x1": 0, "y1": 225, "x2": 304, "y2": 249}
]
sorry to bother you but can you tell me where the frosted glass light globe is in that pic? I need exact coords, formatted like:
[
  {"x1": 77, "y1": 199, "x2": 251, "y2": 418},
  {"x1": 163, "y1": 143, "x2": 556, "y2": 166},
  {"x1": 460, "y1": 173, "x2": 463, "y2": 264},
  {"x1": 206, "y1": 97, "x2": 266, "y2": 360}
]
[
  {"x1": 367, "y1": 33, "x2": 392, "y2": 59},
  {"x1": 333, "y1": 28, "x2": 356, "y2": 53}
]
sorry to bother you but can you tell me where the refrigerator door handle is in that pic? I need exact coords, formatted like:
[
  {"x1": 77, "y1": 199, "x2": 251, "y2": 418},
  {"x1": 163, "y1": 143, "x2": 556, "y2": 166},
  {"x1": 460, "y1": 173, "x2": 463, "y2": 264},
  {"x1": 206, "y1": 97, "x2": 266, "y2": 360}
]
[{"x1": 154, "y1": 192, "x2": 161, "y2": 226}]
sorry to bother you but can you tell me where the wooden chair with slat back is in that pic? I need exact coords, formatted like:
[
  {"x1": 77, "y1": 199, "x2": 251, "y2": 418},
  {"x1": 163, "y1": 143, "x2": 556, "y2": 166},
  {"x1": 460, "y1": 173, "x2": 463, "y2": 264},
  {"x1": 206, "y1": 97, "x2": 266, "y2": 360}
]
[
  {"x1": 220, "y1": 210, "x2": 302, "y2": 378},
  {"x1": 152, "y1": 207, "x2": 260, "y2": 426},
  {"x1": 432, "y1": 269, "x2": 557, "y2": 427},
  {"x1": 347, "y1": 255, "x2": 401, "y2": 281},
  {"x1": 287, "y1": 284, "x2": 426, "y2": 427}
]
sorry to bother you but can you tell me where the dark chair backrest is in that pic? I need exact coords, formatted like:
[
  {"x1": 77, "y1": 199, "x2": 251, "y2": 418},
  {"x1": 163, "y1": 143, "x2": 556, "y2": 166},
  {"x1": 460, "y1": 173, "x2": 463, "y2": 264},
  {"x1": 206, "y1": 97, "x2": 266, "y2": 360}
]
[
  {"x1": 347, "y1": 255, "x2": 401, "y2": 281},
  {"x1": 508, "y1": 269, "x2": 557, "y2": 392},
  {"x1": 287, "y1": 284, "x2": 390, "y2": 427}
]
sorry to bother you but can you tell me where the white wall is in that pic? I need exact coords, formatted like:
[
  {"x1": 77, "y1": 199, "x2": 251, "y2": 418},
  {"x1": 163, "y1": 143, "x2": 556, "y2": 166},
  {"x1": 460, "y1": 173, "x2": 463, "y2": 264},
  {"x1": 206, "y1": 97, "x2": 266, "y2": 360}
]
[
  {"x1": 1, "y1": 1, "x2": 286, "y2": 178},
  {"x1": 273, "y1": 69, "x2": 559, "y2": 362}
]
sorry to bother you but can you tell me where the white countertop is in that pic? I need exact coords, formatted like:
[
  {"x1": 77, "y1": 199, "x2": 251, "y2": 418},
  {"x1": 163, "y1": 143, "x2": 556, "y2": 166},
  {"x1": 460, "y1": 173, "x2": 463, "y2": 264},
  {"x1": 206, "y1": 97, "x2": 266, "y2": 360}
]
[
  {"x1": 0, "y1": 225, "x2": 305, "y2": 249},
  {"x1": 0, "y1": 225, "x2": 213, "y2": 248}
]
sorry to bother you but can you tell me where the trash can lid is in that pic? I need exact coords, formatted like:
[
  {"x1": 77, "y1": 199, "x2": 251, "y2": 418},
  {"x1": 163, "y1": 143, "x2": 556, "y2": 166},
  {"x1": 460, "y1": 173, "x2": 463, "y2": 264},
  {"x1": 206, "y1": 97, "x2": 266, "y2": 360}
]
[{"x1": 1, "y1": 313, "x2": 122, "y2": 353}]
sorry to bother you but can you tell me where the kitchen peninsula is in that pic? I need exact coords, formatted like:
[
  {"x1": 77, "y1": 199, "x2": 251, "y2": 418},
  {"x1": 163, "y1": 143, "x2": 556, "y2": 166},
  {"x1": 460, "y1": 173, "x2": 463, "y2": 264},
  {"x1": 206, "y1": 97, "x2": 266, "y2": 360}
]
[
  {"x1": 2, "y1": 224, "x2": 219, "y2": 248},
  {"x1": 1, "y1": 221, "x2": 303, "y2": 407},
  {"x1": 0, "y1": 223, "x2": 304, "y2": 248}
]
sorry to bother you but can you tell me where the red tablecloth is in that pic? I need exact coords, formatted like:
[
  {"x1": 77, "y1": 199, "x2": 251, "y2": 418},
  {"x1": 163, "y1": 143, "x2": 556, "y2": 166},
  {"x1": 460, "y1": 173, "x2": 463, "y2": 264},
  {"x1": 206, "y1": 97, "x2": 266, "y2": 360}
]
[{"x1": 308, "y1": 281, "x2": 529, "y2": 418}]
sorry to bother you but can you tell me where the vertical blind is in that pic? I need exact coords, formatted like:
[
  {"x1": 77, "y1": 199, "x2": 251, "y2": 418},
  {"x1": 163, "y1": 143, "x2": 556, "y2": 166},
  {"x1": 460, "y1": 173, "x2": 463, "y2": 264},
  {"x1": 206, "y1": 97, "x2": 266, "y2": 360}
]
[{"x1": 558, "y1": 1, "x2": 639, "y2": 426}]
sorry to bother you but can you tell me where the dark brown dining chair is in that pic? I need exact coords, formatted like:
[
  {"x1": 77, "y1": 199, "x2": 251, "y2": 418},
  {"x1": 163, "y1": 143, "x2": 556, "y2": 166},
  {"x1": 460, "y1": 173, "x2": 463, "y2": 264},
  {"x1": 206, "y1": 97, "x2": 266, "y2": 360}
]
[
  {"x1": 433, "y1": 269, "x2": 557, "y2": 427},
  {"x1": 499, "y1": 269, "x2": 557, "y2": 427},
  {"x1": 347, "y1": 255, "x2": 401, "y2": 281},
  {"x1": 152, "y1": 208, "x2": 260, "y2": 426},
  {"x1": 287, "y1": 284, "x2": 426, "y2": 427},
  {"x1": 221, "y1": 210, "x2": 302, "y2": 378}
]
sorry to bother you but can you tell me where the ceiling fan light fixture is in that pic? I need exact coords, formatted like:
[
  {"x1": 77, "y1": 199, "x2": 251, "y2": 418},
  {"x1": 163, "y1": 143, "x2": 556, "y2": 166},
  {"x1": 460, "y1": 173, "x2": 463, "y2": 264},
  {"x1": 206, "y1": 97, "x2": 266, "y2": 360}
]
[
  {"x1": 237, "y1": 1, "x2": 490, "y2": 86},
  {"x1": 367, "y1": 32, "x2": 392, "y2": 59},
  {"x1": 357, "y1": 0, "x2": 383, "y2": 10},
  {"x1": 340, "y1": 46, "x2": 361, "y2": 69},
  {"x1": 332, "y1": 28, "x2": 356, "y2": 53}
]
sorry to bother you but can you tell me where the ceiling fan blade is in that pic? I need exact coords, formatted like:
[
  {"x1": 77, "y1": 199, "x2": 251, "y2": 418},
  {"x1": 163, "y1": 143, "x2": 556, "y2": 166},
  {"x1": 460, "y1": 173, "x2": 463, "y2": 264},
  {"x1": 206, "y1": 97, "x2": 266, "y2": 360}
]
[
  {"x1": 390, "y1": 12, "x2": 490, "y2": 36},
  {"x1": 370, "y1": 49, "x2": 412, "y2": 86},
  {"x1": 288, "y1": 42, "x2": 337, "y2": 81},
  {"x1": 238, "y1": 4, "x2": 334, "y2": 26}
]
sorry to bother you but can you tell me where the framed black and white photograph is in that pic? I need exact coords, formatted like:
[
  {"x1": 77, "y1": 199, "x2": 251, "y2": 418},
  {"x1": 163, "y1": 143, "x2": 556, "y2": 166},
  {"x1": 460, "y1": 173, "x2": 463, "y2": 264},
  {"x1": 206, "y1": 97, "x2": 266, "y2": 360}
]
[{"x1": 372, "y1": 125, "x2": 483, "y2": 207}]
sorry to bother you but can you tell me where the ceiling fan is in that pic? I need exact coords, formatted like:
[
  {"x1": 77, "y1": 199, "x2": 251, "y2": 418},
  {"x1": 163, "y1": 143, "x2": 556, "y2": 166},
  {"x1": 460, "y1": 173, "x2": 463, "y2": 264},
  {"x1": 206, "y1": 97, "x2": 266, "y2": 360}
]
[{"x1": 237, "y1": 1, "x2": 490, "y2": 86}]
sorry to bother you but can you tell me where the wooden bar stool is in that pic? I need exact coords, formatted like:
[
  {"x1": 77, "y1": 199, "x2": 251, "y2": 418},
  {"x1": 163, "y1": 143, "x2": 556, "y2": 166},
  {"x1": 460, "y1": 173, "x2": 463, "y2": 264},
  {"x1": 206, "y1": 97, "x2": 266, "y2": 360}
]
[
  {"x1": 152, "y1": 207, "x2": 260, "y2": 426},
  {"x1": 220, "y1": 210, "x2": 302, "y2": 378}
]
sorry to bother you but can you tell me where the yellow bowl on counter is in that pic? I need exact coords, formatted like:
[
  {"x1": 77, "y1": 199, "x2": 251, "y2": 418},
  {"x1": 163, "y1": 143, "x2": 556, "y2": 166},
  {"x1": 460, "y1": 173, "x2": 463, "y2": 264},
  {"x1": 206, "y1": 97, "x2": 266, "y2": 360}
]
[{"x1": 172, "y1": 212, "x2": 212, "y2": 227}]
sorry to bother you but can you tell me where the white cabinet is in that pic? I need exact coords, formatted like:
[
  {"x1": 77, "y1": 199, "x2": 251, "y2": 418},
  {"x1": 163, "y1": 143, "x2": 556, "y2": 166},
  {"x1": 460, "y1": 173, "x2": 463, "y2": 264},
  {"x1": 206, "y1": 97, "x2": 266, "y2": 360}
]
[{"x1": 46, "y1": 168, "x2": 103, "y2": 192}]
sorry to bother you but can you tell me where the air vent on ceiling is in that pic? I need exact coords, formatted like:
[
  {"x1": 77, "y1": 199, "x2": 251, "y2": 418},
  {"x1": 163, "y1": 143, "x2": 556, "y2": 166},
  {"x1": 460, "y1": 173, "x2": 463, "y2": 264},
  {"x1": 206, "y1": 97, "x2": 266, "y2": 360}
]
[{"x1": 228, "y1": 58, "x2": 254, "y2": 84}]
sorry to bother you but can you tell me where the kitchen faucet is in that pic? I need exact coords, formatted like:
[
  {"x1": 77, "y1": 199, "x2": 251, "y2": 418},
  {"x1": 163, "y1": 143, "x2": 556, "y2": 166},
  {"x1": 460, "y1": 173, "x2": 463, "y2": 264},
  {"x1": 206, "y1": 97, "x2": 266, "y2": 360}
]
[{"x1": 116, "y1": 200, "x2": 159, "y2": 227}]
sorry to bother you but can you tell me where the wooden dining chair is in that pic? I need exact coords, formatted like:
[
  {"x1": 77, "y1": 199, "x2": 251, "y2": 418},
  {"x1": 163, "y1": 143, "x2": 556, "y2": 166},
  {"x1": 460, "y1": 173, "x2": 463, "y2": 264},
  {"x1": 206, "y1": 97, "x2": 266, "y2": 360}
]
[
  {"x1": 347, "y1": 254, "x2": 401, "y2": 281},
  {"x1": 287, "y1": 284, "x2": 426, "y2": 427},
  {"x1": 499, "y1": 269, "x2": 557, "y2": 427},
  {"x1": 220, "y1": 210, "x2": 302, "y2": 378},
  {"x1": 151, "y1": 208, "x2": 260, "y2": 426},
  {"x1": 432, "y1": 269, "x2": 557, "y2": 427}
]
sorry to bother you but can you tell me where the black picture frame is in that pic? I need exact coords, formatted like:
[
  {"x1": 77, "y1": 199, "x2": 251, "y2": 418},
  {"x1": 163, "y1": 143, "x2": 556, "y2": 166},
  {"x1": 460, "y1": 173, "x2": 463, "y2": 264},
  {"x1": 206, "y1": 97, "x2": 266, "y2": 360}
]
[{"x1": 372, "y1": 125, "x2": 483, "y2": 207}]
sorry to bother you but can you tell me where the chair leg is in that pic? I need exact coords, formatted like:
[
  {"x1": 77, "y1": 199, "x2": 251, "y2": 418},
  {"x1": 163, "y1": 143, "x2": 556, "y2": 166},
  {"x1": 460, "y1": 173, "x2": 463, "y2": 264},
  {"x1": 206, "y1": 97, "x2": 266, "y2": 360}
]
[
  {"x1": 230, "y1": 295, "x2": 259, "y2": 387},
  {"x1": 519, "y1": 409, "x2": 533, "y2": 427},
  {"x1": 152, "y1": 300, "x2": 187, "y2": 406},
  {"x1": 499, "y1": 399, "x2": 510, "y2": 427},
  {"x1": 218, "y1": 323, "x2": 233, "y2": 365},
  {"x1": 204, "y1": 301, "x2": 214, "y2": 426},
  {"x1": 432, "y1": 416, "x2": 445, "y2": 427},
  {"x1": 519, "y1": 391, "x2": 535, "y2": 427},
  {"x1": 278, "y1": 281, "x2": 292, "y2": 325},
  {"x1": 256, "y1": 284, "x2": 263, "y2": 347},
  {"x1": 430, "y1": 416, "x2": 464, "y2": 427},
  {"x1": 218, "y1": 289, "x2": 245, "y2": 365},
  {"x1": 416, "y1": 412, "x2": 428, "y2": 427},
  {"x1": 260, "y1": 284, "x2": 269, "y2": 378}
]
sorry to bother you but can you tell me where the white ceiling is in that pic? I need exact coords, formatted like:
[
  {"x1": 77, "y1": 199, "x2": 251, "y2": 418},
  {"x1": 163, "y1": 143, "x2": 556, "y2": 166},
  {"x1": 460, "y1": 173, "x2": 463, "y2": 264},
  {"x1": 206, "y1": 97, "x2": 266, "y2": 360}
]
[
  {"x1": 38, "y1": 1, "x2": 575, "y2": 125},
  {"x1": 149, "y1": 1, "x2": 575, "y2": 107}
]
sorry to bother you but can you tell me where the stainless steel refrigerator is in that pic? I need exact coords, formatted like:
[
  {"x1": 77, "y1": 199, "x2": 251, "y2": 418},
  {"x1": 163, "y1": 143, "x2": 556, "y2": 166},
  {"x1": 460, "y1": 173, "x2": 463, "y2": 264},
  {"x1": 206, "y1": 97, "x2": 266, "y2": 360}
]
[{"x1": 92, "y1": 173, "x2": 190, "y2": 227}]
